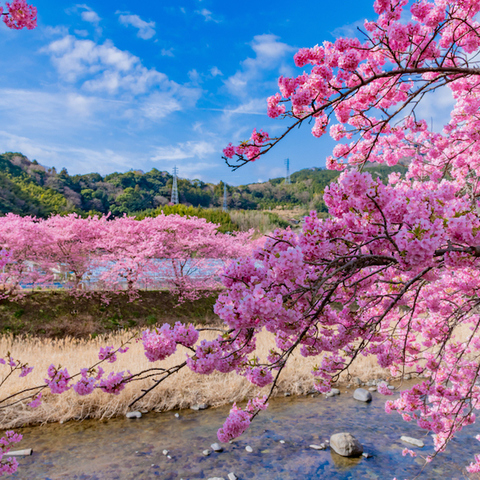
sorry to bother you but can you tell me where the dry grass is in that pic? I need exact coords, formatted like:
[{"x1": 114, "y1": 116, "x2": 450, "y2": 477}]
[{"x1": 0, "y1": 329, "x2": 390, "y2": 429}]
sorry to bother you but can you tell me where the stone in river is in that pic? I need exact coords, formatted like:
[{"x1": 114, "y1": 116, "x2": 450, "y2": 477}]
[
  {"x1": 330, "y1": 433, "x2": 363, "y2": 457},
  {"x1": 191, "y1": 403, "x2": 209, "y2": 411},
  {"x1": 245, "y1": 445, "x2": 253, "y2": 453},
  {"x1": 202, "y1": 449, "x2": 211, "y2": 456},
  {"x1": 309, "y1": 444, "x2": 326, "y2": 450},
  {"x1": 400, "y1": 436, "x2": 424, "y2": 448},
  {"x1": 211, "y1": 443, "x2": 223, "y2": 452},
  {"x1": 228, "y1": 474, "x2": 238, "y2": 480},
  {"x1": 126, "y1": 411, "x2": 142, "y2": 419},
  {"x1": 353, "y1": 388, "x2": 372, "y2": 402}
]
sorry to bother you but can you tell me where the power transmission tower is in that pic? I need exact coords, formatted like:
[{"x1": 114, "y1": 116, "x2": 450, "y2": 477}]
[
  {"x1": 284, "y1": 158, "x2": 291, "y2": 184},
  {"x1": 171, "y1": 166, "x2": 179, "y2": 204},
  {"x1": 222, "y1": 182, "x2": 228, "y2": 212}
]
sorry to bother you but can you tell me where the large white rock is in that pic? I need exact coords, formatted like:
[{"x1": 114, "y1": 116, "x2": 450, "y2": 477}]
[
  {"x1": 400, "y1": 436, "x2": 424, "y2": 448},
  {"x1": 330, "y1": 433, "x2": 363, "y2": 457},
  {"x1": 353, "y1": 388, "x2": 372, "y2": 402}
]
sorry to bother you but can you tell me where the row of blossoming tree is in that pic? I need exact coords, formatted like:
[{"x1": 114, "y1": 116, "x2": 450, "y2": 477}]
[
  {"x1": 4, "y1": 0, "x2": 480, "y2": 477},
  {"x1": 0, "y1": 213, "x2": 254, "y2": 301}
]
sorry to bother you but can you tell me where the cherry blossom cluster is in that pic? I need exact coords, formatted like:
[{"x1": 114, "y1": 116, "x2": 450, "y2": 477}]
[
  {"x1": 1, "y1": 1, "x2": 36, "y2": 30},
  {"x1": 0, "y1": 431, "x2": 22, "y2": 476}
]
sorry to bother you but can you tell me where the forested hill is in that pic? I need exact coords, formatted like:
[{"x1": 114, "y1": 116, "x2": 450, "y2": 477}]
[{"x1": 0, "y1": 151, "x2": 407, "y2": 219}]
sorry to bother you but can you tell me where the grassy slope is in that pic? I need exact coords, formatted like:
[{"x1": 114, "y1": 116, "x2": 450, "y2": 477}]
[{"x1": 0, "y1": 291, "x2": 220, "y2": 338}]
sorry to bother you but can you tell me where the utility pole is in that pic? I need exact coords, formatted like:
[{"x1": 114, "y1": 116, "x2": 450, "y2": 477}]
[
  {"x1": 171, "y1": 166, "x2": 179, "y2": 204},
  {"x1": 285, "y1": 158, "x2": 291, "y2": 184},
  {"x1": 222, "y1": 182, "x2": 228, "y2": 212}
]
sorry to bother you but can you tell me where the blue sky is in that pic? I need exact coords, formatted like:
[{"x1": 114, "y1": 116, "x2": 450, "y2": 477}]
[{"x1": 0, "y1": 0, "x2": 382, "y2": 185}]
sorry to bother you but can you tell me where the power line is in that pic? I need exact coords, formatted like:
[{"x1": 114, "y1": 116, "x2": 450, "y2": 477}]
[{"x1": 171, "y1": 166, "x2": 179, "y2": 204}]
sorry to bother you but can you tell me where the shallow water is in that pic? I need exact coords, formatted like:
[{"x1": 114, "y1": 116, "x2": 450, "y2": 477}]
[{"x1": 9, "y1": 388, "x2": 480, "y2": 480}]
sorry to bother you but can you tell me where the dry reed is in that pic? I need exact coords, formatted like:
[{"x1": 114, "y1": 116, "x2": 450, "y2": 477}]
[{"x1": 0, "y1": 329, "x2": 390, "y2": 429}]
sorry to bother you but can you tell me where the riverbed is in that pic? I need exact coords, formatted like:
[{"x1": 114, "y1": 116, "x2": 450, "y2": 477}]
[{"x1": 9, "y1": 388, "x2": 479, "y2": 479}]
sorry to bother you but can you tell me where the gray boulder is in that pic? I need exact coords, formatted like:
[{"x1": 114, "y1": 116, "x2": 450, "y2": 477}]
[
  {"x1": 353, "y1": 388, "x2": 372, "y2": 402},
  {"x1": 330, "y1": 433, "x2": 363, "y2": 457}
]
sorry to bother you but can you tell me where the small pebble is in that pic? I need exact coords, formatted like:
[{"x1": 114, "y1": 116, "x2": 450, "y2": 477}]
[
  {"x1": 309, "y1": 444, "x2": 326, "y2": 450},
  {"x1": 202, "y1": 449, "x2": 211, "y2": 456},
  {"x1": 362, "y1": 452, "x2": 372, "y2": 458},
  {"x1": 228, "y1": 473, "x2": 238, "y2": 480},
  {"x1": 369, "y1": 387, "x2": 377, "y2": 392},
  {"x1": 279, "y1": 440, "x2": 285, "y2": 444},
  {"x1": 167, "y1": 455, "x2": 172, "y2": 459},
  {"x1": 245, "y1": 445, "x2": 253, "y2": 453},
  {"x1": 388, "y1": 385, "x2": 395, "y2": 390},
  {"x1": 174, "y1": 413, "x2": 180, "y2": 418},
  {"x1": 211, "y1": 443, "x2": 223, "y2": 452},
  {"x1": 162, "y1": 449, "x2": 169, "y2": 455}
]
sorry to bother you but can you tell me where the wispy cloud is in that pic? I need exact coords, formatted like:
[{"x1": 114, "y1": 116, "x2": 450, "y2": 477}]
[
  {"x1": 161, "y1": 48, "x2": 174, "y2": 57},
  {"x1": 116, "y1": 12, "x2": 156, "y2": 40},
  {"x1": 195, "y1": 8, "x2": 220, "y2": 23}
]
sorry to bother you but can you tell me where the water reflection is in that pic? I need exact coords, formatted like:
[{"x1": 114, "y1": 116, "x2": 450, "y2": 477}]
[{"x1": 10, "y1": 389, "x2": 478, "y2": 479}]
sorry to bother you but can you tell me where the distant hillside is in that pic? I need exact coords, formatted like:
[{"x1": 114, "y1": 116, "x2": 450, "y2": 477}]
[{"x1": 0, "y1": 152, "x2": 407, "y2": 225}]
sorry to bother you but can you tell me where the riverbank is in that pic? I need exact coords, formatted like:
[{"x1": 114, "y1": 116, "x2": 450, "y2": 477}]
[
  {"x1": 0, "y1": 328, "x2": 395, "y2": 430},
  {"x1": 0, "y1": 290, "x2": 220, "y2": 337}
]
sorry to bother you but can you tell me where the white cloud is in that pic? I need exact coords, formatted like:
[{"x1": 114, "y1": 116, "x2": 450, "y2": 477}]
[
  {"x1": 76, "y1": 4, "x2": 101, "y2": 25},
  {"x1": 224, "y1": 34, "x2": 294, "y2": 97},
  {"x1": 117, "y1": 12, "x2": 156, "y2": 40},
  {"x1": 43, "y1": 36, "x2": 185, "y2": 96},
  {"x1": 210, "y1": 66, "x2": 222, "y2": 77},
  {"x1": 139, "y1": 92, "x2": 182, "y2": 120},
  {"x1": 188, "y1": 69, "x2": 201, "y2": 84},
  {"x1": 74, "y1": 29, "x2": 89, "y2": 37},
  {"x1": 151, "y1": 141, "x2": 217, "y2": 162}
]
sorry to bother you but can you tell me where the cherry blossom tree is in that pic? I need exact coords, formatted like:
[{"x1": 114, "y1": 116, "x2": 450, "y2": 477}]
[{"x1": 217, "y1": 0, "x2": 480, "y2": 473}]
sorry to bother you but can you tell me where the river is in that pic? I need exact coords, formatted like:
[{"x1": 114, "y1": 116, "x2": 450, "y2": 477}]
[{"x1": 9, "y1": 388, "x2": 479, "y2": 479}]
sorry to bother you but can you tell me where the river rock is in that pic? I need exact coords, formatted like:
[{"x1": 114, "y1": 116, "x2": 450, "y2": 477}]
[
  {"x1": 207, "y1": 478, "x2": 225, "y2": 480},
  {"x1": 162, "y1": 449, "x2": 169, "y2": 455},
  {"x1": 330, "y1": 433, "x2": 363, "y2": 457},
  {"x1": 202, "y1": 449, "x2": 211, "y2": 456},
  {"x1": 211, "y1": 443, "x2": 223, "y2": 452},
  {"x1": 126, "y1": 411, "x2": 142, "y2": 419},
  {"x1": 245, "y1": 445, "x2": 253, "y2": 453},
  {"x1": 400, "y1": 436, "x2": 424, "y2": 448},
  {"x1": 353, "y1": 388, "x2": 372, "y2": 402},
  {"x1": 228, "y1": 474, "x2": 238, "y2": 480},
  {"x1": 353, "y1": 377, "x2": 362, "y2": 386},
  {"x1": 368, "y1": 386, "x2": 377, "y2": 392},
  {"x1": 191, "y1": 403, "x2": 209, "y2": 411},
  {"x1": 309, "y1": 444, "x2": 326, "y2": 450},
  {"x1": 8, "y1": 449, "x2": 32, "y2": 456},
  {"x1": 326, "y1": 388, "x2": 340, "y2": 397}
]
